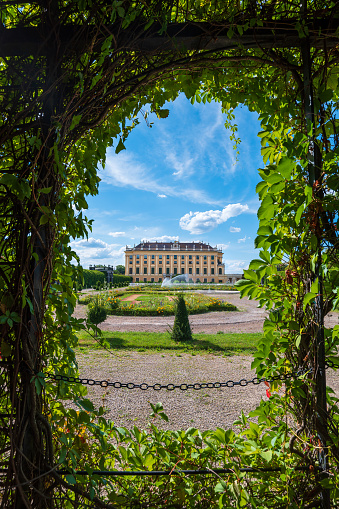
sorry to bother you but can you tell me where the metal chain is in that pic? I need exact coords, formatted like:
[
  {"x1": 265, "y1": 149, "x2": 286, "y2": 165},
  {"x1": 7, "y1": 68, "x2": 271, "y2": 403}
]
[{"x1": 43, "y1": 370, "x2": 304, "y2": 391}]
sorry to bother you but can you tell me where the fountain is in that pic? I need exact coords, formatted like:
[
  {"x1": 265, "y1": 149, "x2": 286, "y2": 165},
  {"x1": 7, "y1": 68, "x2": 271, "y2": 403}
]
[{"x1": 161, "y1": 274, "x2": 191, "y2": 287}]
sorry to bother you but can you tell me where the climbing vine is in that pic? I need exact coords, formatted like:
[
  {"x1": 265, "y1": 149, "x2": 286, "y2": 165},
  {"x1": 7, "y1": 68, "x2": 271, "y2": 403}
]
[{"x1": 0, "y1": 0, "x2": 339, "y2": 507}]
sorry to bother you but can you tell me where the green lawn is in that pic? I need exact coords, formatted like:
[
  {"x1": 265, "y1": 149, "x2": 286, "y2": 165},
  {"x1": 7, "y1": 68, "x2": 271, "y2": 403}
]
[{"x1": 76, "y1": 330, "x2": 261, "y2": 355}]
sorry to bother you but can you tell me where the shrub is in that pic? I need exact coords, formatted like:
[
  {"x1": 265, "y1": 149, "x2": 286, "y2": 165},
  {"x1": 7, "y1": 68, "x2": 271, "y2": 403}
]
[
  {"x1": 87, "y1": 299, "x2": 107, "y2": 336},
  {"x1": 82, "y1": 269, "x2": 106, "y2": 289},
  {"x1": 171, "y1": 294, "x2": 192, "y2": 341}
]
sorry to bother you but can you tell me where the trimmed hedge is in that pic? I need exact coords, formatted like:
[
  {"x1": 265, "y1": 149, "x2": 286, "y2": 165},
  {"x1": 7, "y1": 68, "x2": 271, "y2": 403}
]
[
  {"x1": 82, "y1": 269, "x2": 106, "y2": 289},
  {"x1": 112, "y1": 274, "x2": 132, "y2": 287}
]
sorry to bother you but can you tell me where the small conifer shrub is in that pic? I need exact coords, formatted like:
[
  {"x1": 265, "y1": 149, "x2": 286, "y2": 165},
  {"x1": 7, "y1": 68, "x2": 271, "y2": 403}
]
[
  {"x1": 87, "y1": 299, "x2": 107, "y2": 336},
  {"x1": 171, "y1": 294, "x2": 192, "y2": 341}
]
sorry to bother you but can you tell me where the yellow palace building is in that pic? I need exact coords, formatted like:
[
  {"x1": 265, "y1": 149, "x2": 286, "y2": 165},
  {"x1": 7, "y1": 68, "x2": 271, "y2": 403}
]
[{"x1": 125, "y1": 240, "x2": 227, "y2": 284}]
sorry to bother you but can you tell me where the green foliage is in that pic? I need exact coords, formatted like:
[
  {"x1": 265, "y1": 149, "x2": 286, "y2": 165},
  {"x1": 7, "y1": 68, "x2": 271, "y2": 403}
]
[
  {"x1": 82, "y1": 269, "x2": 106, "y2": 289},
  {"x1": 114, "y1": 264, "x2": 125, "y2": 274},
  {"x1": 87, "y1": 298, "x2": 107, "y2": 336},
  {"x1": 1, "y1": 0, "x2": 339, "y2": 506},
  {"x1": 113, "y1": 273, "x2": 132, "y2": 287},
  {"x1": 171, "y1": 294, "x2": 193, "y2": 341}
]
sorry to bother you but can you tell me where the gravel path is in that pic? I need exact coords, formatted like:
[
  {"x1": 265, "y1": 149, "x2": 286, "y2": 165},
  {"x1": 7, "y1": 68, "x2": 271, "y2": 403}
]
[{"x1": 74, "y1": 292, "x2": 339, "y2": 430}]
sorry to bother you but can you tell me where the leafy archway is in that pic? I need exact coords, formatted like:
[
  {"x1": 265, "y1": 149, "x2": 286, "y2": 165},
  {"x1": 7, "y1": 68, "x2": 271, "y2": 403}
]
[{"x1": 0, "y1": 1, "x2": 339, "y2": 507}]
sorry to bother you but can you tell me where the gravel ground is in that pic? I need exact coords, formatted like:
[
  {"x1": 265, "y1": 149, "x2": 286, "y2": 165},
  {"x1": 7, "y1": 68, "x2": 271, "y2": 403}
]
[{"x1": 74, "y1": 292, "x2": 339, "y2": 430}]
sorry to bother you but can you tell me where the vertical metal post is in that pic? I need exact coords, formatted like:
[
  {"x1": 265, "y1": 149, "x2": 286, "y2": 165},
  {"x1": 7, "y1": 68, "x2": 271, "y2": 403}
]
[{"x1": 301, "y1": 23, "x2": 331, "y2": 509}]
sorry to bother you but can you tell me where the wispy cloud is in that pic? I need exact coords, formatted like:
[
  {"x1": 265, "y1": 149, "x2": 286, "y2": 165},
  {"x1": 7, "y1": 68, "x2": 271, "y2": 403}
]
[
  {"x1": 166, "y1": 150, "x2": 196, "y2": 178},
  {"x1": 100, "y1": 152, "x2": 223, "y2": 205},
  {"x1": 238, "y1": 235, "x2": 250, "y2": 243},
  {"x1": 179, "y1": 203, "x2": 249, "y2": 234},
  {"x1": 108, "y1": 231, "x2": 126, "y2": 237},
  {"x1": 230, "y1": 226, "x2": 241, "y2": 233},
  {"x1": 157, "y1": 194, "x2": 167, "y2": 198},
  {"x1": 144, "y1": 235, "x2": 179, "y2": 243}
]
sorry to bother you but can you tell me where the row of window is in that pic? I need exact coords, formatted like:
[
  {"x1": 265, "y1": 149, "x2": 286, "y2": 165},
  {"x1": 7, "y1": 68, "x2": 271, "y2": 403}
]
[
  {"x1": 130, "y1": 260, "x2": 215, "y2": 265},
  {"x1": 129, "y1": 268, "x2": 223, "y2": 275},
  {"x1": 129, "y1": 254, "x2": 216, "y2": 260},
  {"x1": 135, "y1": 278, "x2": 222, "y2": 283}
]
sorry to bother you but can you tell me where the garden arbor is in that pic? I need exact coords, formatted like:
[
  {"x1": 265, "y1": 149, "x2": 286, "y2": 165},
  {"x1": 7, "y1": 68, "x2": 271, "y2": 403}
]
[{"x1": 1, "y1": 1, "x2": 339, "y2": 507}]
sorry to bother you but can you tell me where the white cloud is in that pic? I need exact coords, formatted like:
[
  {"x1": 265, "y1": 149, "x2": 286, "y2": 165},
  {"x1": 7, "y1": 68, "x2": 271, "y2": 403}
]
[
  {"x1": 179, "y1": 203, "x2": 249, "y2": 234},
  {"x1": 101, "y1": 151, "x2": 223, "y2": 205},
  {"x1": 238, "y1": 235, "x2": 250, "y2": 243},
  {"x1": 166, "y1": 150, "x2": 196, "y2": 178},
  {"x1": 230, "y1": 226, "x2": 241, "y2": 233},
  {"x1": 223, "y1": 259, "x2": 249, "y2": 274},
  {"x1": 157, "y1": 194, "x2": 167, "y2": 198},
  {"x1": 145, "y1": 235, "x2": 179, "y2": 243},
  {"x1": 108, "y1": 231, "x2": 126, "y2": 237},
  {"x1": 217, "y1": 243, "x2": 230, "y2": 252},
  {"x1": 70, "y1": 238, "x2": 125, "y2": 267}
]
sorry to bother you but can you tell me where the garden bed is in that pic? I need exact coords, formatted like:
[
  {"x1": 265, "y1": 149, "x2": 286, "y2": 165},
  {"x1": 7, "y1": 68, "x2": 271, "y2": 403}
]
[{"x1": 79, "y1": 290, "x2": 238, "y2": 316}]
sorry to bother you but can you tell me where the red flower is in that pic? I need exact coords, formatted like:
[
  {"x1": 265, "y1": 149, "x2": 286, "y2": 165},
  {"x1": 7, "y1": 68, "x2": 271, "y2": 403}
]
[{"x1": 264, "y1": 381, "x2": 271, "y2": 398}]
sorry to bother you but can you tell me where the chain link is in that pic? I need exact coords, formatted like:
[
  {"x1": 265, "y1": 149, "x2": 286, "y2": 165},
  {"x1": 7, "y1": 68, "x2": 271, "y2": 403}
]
[{"x1": 43, "y1": 369, "x2": 310, "y2": 391}]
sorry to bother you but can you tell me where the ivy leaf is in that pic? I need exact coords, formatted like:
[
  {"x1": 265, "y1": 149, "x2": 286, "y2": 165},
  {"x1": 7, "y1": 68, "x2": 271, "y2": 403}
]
[{"x1": 115, "y1": 139, "x2": 126, "y2": 154}]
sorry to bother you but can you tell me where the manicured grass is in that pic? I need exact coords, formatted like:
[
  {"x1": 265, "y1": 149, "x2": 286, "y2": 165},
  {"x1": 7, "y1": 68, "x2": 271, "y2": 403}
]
[{"x1": 76, "y1": 330, "x2": 261, "y2": 355}]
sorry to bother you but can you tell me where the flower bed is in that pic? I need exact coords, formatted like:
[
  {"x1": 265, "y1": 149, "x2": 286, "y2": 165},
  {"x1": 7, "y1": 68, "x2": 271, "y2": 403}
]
[{"x1": 79, "y1": 291, "x2": 237, "y2": 316}]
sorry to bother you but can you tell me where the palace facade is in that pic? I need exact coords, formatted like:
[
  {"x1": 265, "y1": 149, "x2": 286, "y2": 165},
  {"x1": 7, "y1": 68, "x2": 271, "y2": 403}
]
[{"x1": 125, "y1": 240, "x2": 227, "y2": 283}]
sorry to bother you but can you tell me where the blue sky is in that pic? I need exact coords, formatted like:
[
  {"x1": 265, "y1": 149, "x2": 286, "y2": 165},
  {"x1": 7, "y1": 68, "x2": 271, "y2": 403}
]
[{"x1": 71, "y1": 95, "x2": 263, "y2": 273}]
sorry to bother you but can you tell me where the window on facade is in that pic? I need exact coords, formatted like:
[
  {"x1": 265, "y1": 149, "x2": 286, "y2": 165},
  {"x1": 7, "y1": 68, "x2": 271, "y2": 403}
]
[
  {"x1": 144, "y1": 268, "x2": 147, "y2": 274},
  {"x1": 219, "y1": 280, "x2": 222, "y2": 283},
  {"x1": 219, "y1": 268, "x2": 222, "y2": 274},
  {"x1": 204, "y1": 255, "x2": 207, "y2": 260},
  {"x1": 136, "y1": 254, "x2": 140, "y2": 259},
  {"x1": 166, "y1": 268, "x2": 170, "y2": 275},
  {"x1": 159, "y1": 255, "x2": 162, "y2": 259},
  {"x1": 152, "y1": 255, "x2": 155, "y2": 259},
  {"x1": 181, "y1": 255, "x2": 185, "y2": 259},
  {"x1": 144, "y1": 255, "x2": 147, "y2": 259},
  {"x1": 196, "y1": 268, "x2": 199, "y2": 274},
  {"x1": 129, "y1": 261, "x2": 132, "y2": 264},
  {"x1": 159, "y1": 260, "x2": 162, "y2": 264},
  {"x1": 129, "y1": 255, "x2": 132, "y2": 259},
  {"x1": 151, "y1": 278, "x2": 154, "y2": 282},
  {"x1": 211, "y1": 268, "x2": 214, "y2": 274},
  {"x1": 181, "y1": 268, "x2": 185, "y2": 274},
  {"x1": 129, "y1": 268, "x2": 132, "y2": 274},
  {"x1": 159, "y1": 267, "x2": 162, "y2": 274},
  {"x1": 211, "y1": 278, "x2": 215, "y2": 283},
  {"x1": 189, "y1": 255, "x2": 192, "y2": 260},
  {"x1": 166, "y1": 255, "x2": 169, "y2": 259},
  {"x1": 211, "y1": 255, "x2": 214, "y2": 260},
  {"x1": 151, "y1": 268, "x2": 154, "y2": 274},
  {"x1": 204, "y1": 268, "x2": 207, "y2": 274},
  {"x1": 204, "y1": 278, "x2": 207, "y2": 283},
  {"x1": 189, "y1": 268, "x2": 192, "y2": 274},
  {"x1": 174, "y1": 255, "x2": 177, "y2": 259},
  {"x1": 136, "y1": 278, "x2": 139, "y2": 282},
  {"x1": 144, "y1": 278, "x2": 147, "y2": 282},
  {"x1": 196, "y1": 255, "x2": 199, "y2": 260},
  {"x1": 136, "y1": 268, "x2": 139, "y2": 274},
  {"x1": 174, "y1": 268, "x2": 177, "y2": 274}
]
